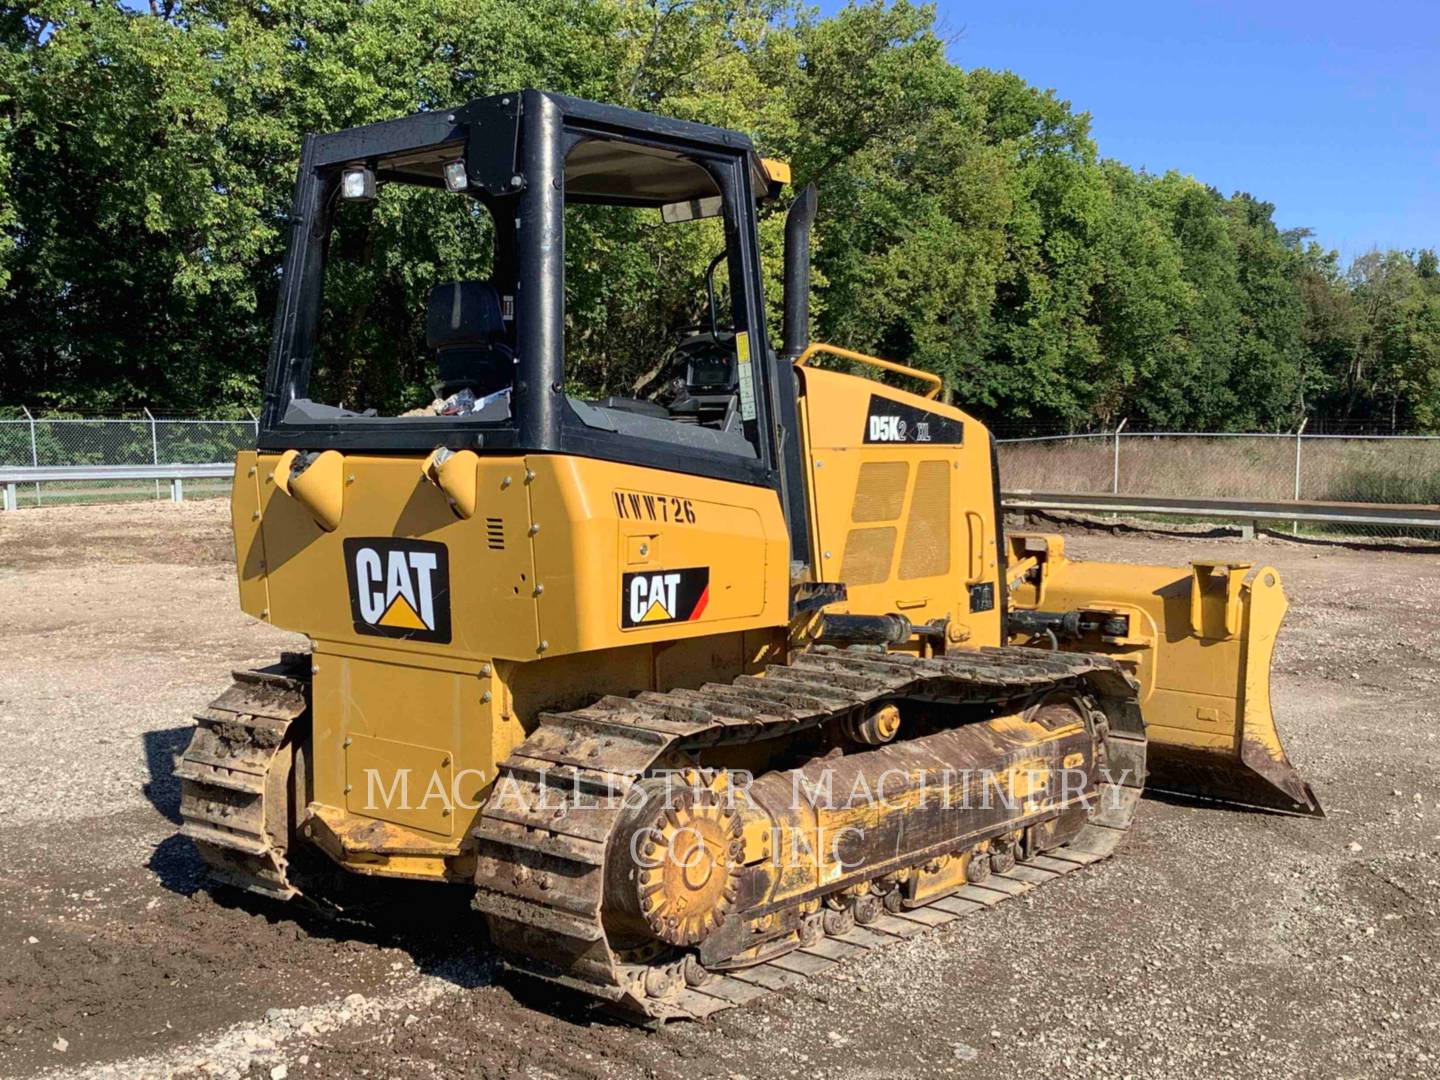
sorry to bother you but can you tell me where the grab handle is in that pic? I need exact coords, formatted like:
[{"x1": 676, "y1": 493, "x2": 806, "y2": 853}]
[{"x1": 795, "y1": 343, "x2": 943, "y2": 400}]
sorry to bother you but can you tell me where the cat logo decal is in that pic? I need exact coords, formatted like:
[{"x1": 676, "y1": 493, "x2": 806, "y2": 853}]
[
  {"x1": 622, "y1": 567, "x2": 710, "y2": 628},
  {"x1": 344, "y1": 538, "x2": 452, "y2": 643}
]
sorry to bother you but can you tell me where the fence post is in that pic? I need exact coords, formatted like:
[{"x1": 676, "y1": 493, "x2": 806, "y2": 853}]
[
  {"x1": 1112, "y1": 417, "x2": 1128, "y2": 495},
  {"x1": 22, "y1": 406, "x2": 39, "y2": 507},
  {"x1": 1293, "y1": 417, "x2": 1309, "y2": 535},
  {"x1": 171, "y1": 477, "x2": 184, "y2": 503},
  {"x1": 145, "y1": 407, "x2": 160, "y2": 501},
  {"x1": 249, "y1": 410, "x2": 259, "y2": 439},
  {"x1": 4, "y1": 482, "x2": 15, "y2": 512}
]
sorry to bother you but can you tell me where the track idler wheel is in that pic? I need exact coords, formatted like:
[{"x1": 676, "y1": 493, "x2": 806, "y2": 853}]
[
  {"x1": 873, "y1": 876, "x2": 903, "y2": 914},
  {"x1": 845, "y1": 703, "x2": 902, "y2": 746},
  {"x1": 964, "y1": 844, "x2": 992, "y2": 884},
  {"x1": 681, "y1": 954, "x2": 713, "y2": 988},
  {"x1": 643, "y1": 961, "x2": 685, "y2": 1001}
]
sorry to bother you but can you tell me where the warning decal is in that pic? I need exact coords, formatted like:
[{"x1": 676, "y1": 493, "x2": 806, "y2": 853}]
[{"x1": 735, "y1": 331, "x2": 757, "y2": 422}]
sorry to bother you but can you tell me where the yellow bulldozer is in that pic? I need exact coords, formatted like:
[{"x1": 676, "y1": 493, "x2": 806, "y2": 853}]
[{"x1": 176, "y1": 90, "x2": 1319, "y2": 1019}]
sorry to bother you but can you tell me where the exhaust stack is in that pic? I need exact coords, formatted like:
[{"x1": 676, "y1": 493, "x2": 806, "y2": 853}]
[{"x1": 781, "y1": 184, "x2": 818, "y2": 359}]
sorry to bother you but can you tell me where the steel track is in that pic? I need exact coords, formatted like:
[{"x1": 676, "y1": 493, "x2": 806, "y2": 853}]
[
  {"x1": 175, "y1": 654, "x2": 311, "y2": 900},
  {"x1": 176, "y1": 645, "x2": 1146, "y2": 1021},
  {"x1": 472, "y1": 645, "x2": 1147, "y2": 1020}
]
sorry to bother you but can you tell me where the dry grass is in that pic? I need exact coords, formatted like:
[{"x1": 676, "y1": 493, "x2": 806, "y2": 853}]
[
  {"x1": 999, "y1": 436, "x2": 1440, "y2": 505},
  {"x1": 1301, "y1": 440, "x2": 1440, "y2": 504}
]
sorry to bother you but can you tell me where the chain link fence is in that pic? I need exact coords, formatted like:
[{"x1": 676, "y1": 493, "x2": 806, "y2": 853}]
[
  {"x1": 4, "y1": 410, "x2": 1438, "y2": 543},
  {"x1": 0, "y1": 411, "x2": 257, "y2": 507},
  {"x1": 996, "y1": 427, "x2": 1440, "y2": 542}
]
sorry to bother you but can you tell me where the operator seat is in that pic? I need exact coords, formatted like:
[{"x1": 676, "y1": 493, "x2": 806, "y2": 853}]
[{"x1": 426, "y1": 281, "x2": 513, "y2": 398}]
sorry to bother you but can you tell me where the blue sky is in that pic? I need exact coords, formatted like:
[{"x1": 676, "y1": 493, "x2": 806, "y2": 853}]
[{"x1": 862, "y1": 0, "x2": 1439, "y2": 262}]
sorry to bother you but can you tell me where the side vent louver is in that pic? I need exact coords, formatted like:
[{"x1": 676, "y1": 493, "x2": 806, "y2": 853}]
[
  {"x1": 843, "y1": 461, "x2": 907, "y2": 584},
  {"x1": 850, "y1": 461, "x2": 908, "y2": 522},
  {"x1": 839, "y1": 458, "x2": 952, "y2": 586},
  {"x1": 486, "y1": 517, "x2": 505, "y2": 550},
  {"x1": 899, "y1": 460, "x2": 951, "y2": 580},
  {"x1": 840, "y1": 526, "x2": 897, "y2": 585}
]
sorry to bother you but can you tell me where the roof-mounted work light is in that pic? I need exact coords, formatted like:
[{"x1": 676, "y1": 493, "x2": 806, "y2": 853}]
[
  {"x1": 339, "y1": 166, "x2": 377, "y2": 202},
  {"x1": 443, "y1": 159, "x2": 469, "y2": 193}
]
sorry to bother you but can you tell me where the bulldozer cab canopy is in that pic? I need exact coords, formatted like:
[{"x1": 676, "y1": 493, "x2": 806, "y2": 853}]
[
  {"x1": 320, "y1": 93, "x2": 784, "y2": 209},
  {"x1": 259, "y1": 90, "x2": 806, "y2": 550}
]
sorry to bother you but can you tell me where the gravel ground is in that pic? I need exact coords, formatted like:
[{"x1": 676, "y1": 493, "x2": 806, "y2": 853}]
[{"x1": 0, "y1": 501, "x2": 1437, "y2": 1079}]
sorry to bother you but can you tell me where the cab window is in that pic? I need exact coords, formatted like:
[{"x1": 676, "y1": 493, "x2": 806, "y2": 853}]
[{"x1": 559, "y1": 136, "x2": 757, "y2": 460}]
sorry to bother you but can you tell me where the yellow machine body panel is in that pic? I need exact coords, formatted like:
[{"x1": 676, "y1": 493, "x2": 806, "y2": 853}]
[
  {"x1": 797, "y1": 366, "x2": 1003, "y2": 647},
  {"x1": 228, "y1": 449, "x2": 791, "y2": 876},
  {"x1": 312, "y1": 644, "x2": 492, "y2": 844},
  {"x1": 235, "y1": 450, "x2": 788, "y2": 660}
]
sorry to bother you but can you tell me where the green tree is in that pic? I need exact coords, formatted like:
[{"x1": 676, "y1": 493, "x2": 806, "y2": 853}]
[
  {"x1": 770, "y1": 3, "x2": 1009, "y2": 403},
  {"x1": 1088, "y1": 163, "x2": 1191, "y2": 426},
  {"x1": 1223, "y1": 192, "x2": 1306, "y2": 429},
  {"x1": 965, "y1": 68, "x2": 1108, "y2": 427},
  {"x1": 2, "y1": 0, "x2": 1436, "y2": 436}
]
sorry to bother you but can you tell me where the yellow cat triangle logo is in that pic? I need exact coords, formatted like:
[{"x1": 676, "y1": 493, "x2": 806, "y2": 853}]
[
  {"x1": 378, "y1": 593, "x2": 428, "y2": 630},
  {"x1": 639, "y1": 599, "x2": 672, "y2": 623}
]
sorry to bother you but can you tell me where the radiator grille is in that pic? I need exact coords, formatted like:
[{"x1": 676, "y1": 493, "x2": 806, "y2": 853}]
[
  {"x1": 840, "y1": 526, "x2": 897, "y2": 585},
  {"x1": 899, "y1": 460, "x2": 951, "y2": 580},
  {"x1": 850, "y1": 461, "x2": 908, "y2": 523}
]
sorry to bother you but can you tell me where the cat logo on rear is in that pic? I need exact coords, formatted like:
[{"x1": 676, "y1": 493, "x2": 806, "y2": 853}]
[
  {"x1": 621, "y1": 567, "x2": 710, "y2": 629},
  {"x1": 343, "y1": 538, "x2": 452, "y2": 643}
]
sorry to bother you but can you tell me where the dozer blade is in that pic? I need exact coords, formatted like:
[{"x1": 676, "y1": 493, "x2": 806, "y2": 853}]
[{"x1": 1008, "y1": 534, "x2": 1321, "y2": 817}]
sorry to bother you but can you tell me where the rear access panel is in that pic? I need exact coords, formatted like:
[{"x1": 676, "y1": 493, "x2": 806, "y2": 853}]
[{"x1": 309, "y1": 646, "x2": 508, "y2": 843}]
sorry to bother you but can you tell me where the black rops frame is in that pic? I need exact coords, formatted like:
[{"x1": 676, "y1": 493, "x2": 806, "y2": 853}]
[{"x1": 258, "y1": 90, "x2": 813, "y2": 570}]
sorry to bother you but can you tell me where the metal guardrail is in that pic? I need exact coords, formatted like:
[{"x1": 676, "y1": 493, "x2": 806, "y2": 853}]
[
  {"x1": 0, "y1": 463, "x2": 231, "y2": 510},
  {"x1": 4, "y1": 465, "x2": 1438, "y2": 535},
  {"x1": 1002, "y1": 491, "x2": 1440, "y2": 532}
]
